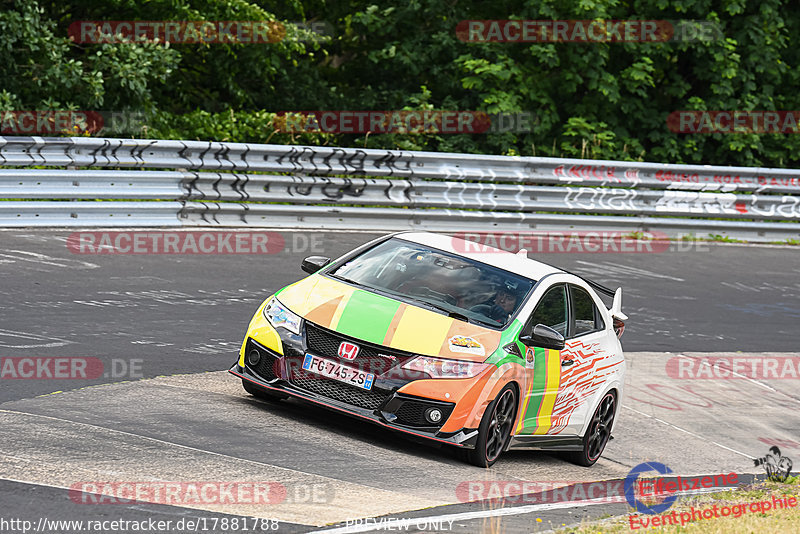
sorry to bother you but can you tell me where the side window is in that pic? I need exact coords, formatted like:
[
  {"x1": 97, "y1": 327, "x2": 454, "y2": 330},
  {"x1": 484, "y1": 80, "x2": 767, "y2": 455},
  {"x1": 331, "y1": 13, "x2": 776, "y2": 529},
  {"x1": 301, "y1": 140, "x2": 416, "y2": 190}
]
[
  {"x1": 528, "y1": 285, "x2": 567, "y2": 337},
  {"x1": 571, "y1": 285, "x2": 604, "y2": 336}
]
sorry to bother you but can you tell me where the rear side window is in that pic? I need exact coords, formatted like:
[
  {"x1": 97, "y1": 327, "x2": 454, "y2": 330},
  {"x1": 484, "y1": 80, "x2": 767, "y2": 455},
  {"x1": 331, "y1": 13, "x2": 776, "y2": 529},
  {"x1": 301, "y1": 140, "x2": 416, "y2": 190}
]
[
  {"x1": 571, "y1": 285, "x2": 604, "y2": 336},
  {"x1": 529, "y1": 285, "x2": 568, "y2": 337}
]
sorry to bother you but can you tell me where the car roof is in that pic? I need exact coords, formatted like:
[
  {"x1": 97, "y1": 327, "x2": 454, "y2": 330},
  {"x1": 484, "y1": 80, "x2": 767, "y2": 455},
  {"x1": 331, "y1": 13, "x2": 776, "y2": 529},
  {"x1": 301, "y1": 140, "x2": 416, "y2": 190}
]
[{"x1": 394, "y1": 231, "x2": 566, "y2": 281}]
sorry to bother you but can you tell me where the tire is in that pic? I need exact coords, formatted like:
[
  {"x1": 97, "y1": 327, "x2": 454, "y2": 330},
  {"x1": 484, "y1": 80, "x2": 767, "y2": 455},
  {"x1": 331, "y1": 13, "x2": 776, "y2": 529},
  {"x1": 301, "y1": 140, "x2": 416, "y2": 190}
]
[
  {"x1": 464, "y1": 384, "x2": 518, "y2": 468},
  {"x1": 242, "y1": 379, "x2": 289, "y2": 401},
  {"x1": 566, "y1": 391, "x2": 616, "y2": 467}
]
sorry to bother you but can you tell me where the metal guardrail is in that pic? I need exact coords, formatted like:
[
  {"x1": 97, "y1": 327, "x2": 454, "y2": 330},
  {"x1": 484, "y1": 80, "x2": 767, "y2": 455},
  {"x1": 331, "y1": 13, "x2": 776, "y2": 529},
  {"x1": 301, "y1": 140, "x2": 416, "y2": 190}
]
[{"x1": 1, "y1": 136, "x2": 800, "y2": 240}]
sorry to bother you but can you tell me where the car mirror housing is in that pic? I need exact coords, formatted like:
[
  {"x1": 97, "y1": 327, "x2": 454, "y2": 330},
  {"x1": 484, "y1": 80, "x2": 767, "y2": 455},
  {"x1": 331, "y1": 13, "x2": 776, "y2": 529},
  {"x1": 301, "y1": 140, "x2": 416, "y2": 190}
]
[
  {"x1": 301, "y1": 255, "x2": 331, "y2": 274},
  {"x1": 519, "y1": 323, "x2": 566, "y2": 351}
]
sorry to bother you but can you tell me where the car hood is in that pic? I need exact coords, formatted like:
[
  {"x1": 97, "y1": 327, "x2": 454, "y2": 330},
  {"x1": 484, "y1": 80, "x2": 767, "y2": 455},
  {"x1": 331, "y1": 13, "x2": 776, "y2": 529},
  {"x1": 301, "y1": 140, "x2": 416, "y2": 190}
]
[{"x1": 276, "y1": 274, "x2": 502, "y2": 362}]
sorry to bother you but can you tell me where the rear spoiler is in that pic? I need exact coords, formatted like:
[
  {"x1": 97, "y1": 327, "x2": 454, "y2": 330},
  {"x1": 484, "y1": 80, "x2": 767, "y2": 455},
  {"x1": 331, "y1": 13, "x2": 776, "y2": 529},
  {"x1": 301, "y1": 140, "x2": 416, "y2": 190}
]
[
  {"x1": 582, "y1": 279, "x2": 628, "y2": 322},
  {"x1": 610, "y1": 287, "x2": 628, "y2": 321}
]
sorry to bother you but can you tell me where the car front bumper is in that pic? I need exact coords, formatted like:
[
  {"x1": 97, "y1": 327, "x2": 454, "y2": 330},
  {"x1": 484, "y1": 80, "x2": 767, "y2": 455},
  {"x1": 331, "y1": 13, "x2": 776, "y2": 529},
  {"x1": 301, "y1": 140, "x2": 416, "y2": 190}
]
[{"x1": 229, "y1": 359, "x2": 480, "y2": 449}]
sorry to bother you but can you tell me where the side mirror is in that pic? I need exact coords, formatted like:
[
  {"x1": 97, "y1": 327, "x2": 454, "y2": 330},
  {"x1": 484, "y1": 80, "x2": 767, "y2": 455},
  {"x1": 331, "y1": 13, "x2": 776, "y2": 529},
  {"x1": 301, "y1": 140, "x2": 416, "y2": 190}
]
[
  {"x1": 301, "y1": 256, "x2": 331, "y2": 274},
  {"x1": 519, "y1": 324, "x2": 566, "y2": 351}
]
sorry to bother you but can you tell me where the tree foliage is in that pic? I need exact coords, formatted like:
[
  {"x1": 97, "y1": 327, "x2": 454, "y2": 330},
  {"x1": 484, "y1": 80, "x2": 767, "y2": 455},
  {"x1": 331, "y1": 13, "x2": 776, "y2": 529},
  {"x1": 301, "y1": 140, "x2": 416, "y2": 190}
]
[{"x1": 2, "y1": 0, "x2": 800, "y2": 166}]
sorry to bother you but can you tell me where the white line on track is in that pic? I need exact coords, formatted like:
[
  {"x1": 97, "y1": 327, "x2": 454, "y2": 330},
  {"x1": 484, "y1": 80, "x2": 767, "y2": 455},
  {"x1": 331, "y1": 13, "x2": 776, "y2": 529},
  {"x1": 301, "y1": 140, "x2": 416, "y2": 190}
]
[
  {"x1": 313, "y1": 487, "x2": 731, "y2": 534},
  {"x1": 621, "y1": 405, "x2": 756, "y2": 460},
  {"x1": 0, "y1": 328, "x2": 72, "y2": 348},
  {"x1": 0, "y1": 250, "x2": 98, "y2": 269},
  {"x1": 0, "y1": 409, "x2": 366, "y2": 486}
]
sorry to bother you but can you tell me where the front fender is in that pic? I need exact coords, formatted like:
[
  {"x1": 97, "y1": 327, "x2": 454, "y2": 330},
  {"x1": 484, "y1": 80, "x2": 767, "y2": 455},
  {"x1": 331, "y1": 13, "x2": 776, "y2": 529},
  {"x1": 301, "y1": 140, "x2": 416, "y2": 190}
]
[{"x1": 238, "y1": 296, "x2": 282, "y2": 367}]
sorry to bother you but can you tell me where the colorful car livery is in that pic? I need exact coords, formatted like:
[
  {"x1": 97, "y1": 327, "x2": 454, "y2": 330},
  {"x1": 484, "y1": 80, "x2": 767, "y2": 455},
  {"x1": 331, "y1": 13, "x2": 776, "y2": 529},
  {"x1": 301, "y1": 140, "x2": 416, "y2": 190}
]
[{"x1": 229, "y1": 231, "x2": 627, "y2": 467}]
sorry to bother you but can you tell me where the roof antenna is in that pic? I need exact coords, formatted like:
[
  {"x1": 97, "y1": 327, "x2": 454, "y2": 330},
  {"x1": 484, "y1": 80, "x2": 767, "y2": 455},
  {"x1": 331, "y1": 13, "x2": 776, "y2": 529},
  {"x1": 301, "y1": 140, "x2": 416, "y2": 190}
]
[{"x1": 516, "y1": 248, "x2": 528, "y2": 257}]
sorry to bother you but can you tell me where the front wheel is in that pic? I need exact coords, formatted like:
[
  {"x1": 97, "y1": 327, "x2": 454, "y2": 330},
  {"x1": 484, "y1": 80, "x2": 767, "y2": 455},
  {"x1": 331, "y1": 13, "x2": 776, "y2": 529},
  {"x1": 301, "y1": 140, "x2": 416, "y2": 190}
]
[
  {"x1": 464, "y1": 384, "x2": 518, "y2": 468},
  {"x1": 566, "y1": 391, "x2": 616, "y2": 467}
]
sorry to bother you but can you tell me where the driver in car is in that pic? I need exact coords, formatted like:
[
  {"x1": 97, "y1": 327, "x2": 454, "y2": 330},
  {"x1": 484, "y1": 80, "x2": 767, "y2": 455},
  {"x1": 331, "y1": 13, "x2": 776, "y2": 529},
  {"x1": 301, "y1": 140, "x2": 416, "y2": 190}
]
[{"x1": 480, "y1": 287, "x2": 518, "y2": 323}]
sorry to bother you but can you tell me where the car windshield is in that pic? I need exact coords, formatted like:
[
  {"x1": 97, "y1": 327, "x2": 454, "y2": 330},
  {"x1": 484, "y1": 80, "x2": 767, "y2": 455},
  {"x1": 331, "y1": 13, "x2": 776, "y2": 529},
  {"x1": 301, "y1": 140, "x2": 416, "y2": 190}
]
[{"x1": 328, "y1": 238, "x2": 535, "y2": 328}]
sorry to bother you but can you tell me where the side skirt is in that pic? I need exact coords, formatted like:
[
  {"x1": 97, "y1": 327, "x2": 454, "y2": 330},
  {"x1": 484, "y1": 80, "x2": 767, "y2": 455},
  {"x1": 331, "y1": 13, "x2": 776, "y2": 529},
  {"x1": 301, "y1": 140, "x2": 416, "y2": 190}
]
[{"x1": 506, "y1": 435, "x2": 584, "y2": 451}]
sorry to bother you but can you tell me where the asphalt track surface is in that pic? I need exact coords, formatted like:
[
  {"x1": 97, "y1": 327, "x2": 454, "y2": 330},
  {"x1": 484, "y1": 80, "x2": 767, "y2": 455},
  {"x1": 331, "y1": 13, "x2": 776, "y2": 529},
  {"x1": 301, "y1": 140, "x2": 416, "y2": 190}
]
[{"x1": 1, "y1": 229, "x2": 799, "y2": 533}]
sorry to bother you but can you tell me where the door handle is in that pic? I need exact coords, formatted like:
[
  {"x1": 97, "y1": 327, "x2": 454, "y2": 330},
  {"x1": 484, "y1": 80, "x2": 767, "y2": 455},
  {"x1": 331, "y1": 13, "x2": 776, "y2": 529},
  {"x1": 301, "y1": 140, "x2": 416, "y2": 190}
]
[{"x1": 561, "y1": 359, "x2": 574, "y2": 367}]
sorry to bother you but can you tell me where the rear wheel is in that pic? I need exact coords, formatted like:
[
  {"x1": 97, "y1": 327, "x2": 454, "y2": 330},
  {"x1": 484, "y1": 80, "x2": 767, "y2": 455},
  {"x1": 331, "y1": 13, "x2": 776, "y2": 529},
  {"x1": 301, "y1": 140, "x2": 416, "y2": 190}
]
[
  {"x1": 464, "y1": 384, "x2": 518, "y2": 468},
  {"x1": 242, "y1": 379, "x2": 289, "y2": 401},
  {"x1": 566, "y1": 391, "x2": 616, "y2": 467}
]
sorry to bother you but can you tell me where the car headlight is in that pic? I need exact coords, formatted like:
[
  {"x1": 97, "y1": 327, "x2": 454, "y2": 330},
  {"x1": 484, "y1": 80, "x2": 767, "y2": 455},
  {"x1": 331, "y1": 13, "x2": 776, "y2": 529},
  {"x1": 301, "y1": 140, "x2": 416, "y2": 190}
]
[
  {"x1": 263, "y1": 297, "x2": 302, "y2": 335},
  {"x1": 401, "y1": 356, "x2": 489, "y2": 379}
]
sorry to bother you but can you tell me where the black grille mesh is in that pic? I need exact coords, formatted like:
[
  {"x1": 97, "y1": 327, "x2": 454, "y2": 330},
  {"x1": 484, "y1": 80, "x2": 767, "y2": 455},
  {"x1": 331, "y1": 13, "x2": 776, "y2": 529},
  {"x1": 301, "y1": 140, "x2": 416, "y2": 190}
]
[
  {"x1": 247, "y1": 339, "x2": 279, "y2": 381},
  {"x1": 289, "y1": 367, "x2": 388, "y2": 410},
  {"x1": 395, "y1": 401, "x2": 427, "y2": 425},
  {"x1": 395, "y1": 399, "x2": 454, "y2": 427}
]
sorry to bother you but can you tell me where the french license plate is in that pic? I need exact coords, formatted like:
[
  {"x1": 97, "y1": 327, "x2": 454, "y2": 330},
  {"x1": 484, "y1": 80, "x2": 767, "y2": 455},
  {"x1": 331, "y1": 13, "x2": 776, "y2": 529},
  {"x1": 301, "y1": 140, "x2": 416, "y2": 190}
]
[{"x1": 302, "y1": 354, "x2": 375, "y2": 391}]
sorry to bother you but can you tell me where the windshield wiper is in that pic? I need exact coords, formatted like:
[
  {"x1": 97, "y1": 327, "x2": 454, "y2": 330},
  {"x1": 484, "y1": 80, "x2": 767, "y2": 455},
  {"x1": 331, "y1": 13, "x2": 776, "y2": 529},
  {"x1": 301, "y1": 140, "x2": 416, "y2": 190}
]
[
  {"x1": 410, "y1": 297, "x2": 473, "y2": 323},
  {"x1": 328, "y1": 273, "x2": 370, "y2": 290},
  {"x1": 416, "y1": 297, "x2": 503, "y2": 328},
  {"x1": 470, "y1": 316, "x2": 501, "y2": 328},
  {"x1": 328, "y1": 274, "x2": 403, "y2": 303}
]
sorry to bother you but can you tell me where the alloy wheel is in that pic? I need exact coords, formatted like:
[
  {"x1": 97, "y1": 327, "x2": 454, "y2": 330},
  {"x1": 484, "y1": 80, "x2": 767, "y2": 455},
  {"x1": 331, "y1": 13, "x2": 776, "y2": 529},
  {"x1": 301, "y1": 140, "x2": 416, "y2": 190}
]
[
  {"x1": 485, "y1": 389, "x2": 516, "y2": 462},
  {"x1": 586, "y1": 393, "x2": 615, "y2": 461}
]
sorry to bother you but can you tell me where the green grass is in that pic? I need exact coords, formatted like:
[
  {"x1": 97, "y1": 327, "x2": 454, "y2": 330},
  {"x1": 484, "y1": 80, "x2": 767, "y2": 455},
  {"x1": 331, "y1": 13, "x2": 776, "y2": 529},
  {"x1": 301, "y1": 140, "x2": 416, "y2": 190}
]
[{"x1": 556, "y1": 476, "x2": 800, "y2": 534}]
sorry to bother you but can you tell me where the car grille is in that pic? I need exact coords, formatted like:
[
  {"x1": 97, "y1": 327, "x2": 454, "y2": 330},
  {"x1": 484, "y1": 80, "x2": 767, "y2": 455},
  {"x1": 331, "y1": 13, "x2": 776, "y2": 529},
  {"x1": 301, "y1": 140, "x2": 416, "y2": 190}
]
[
  {"x1": 289, "y1": 369, "x2": 388, "y2": 410},
  {"x1": 396, "y1": 400, "x2": 427, "y2": 425},
  {"x1": 246, "y1": 339, "x2": 279, "y2": 381},
  {"x1": 283, "y1": 322, "x2": 420, "y2": 411},
  {"x1": 305, "y1": 322, "x2": 414, "y2": 375}
]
